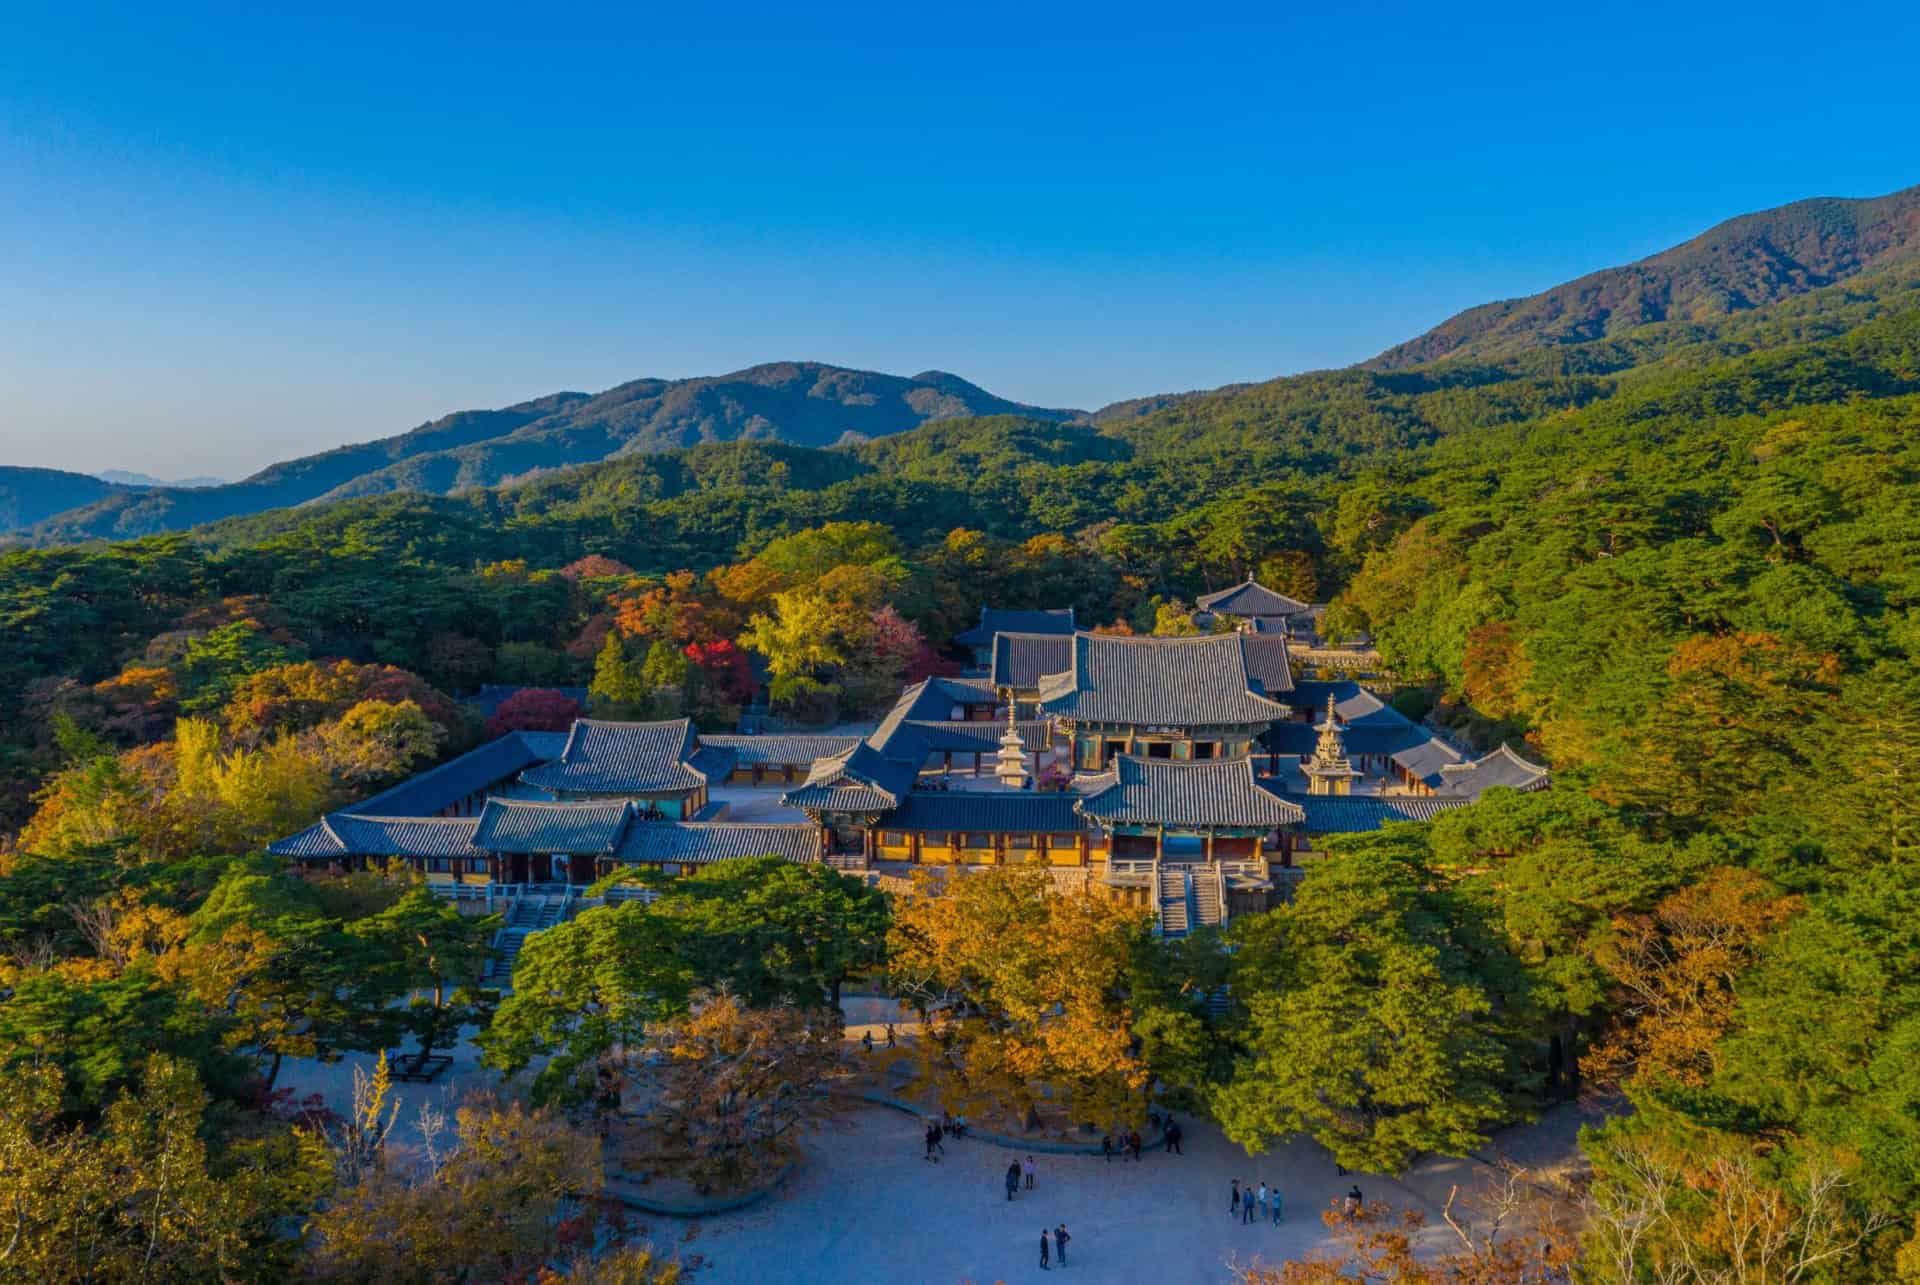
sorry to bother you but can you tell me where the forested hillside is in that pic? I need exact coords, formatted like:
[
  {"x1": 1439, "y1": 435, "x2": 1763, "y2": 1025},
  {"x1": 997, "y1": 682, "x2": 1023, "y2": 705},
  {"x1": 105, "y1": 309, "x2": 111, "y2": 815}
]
[
  {"x1": 1367, "y1": 181, "x2": 1920, "y2": 368},
  {"x1": 12, "y1": 363, "x2": 1076, "y2": 544},
  {"x1": 0, "y1": 466, "x2": 127, "y2": 530},
  {"x1": 3, "y1": 203, "x2": 1919, "y2": 1276}
]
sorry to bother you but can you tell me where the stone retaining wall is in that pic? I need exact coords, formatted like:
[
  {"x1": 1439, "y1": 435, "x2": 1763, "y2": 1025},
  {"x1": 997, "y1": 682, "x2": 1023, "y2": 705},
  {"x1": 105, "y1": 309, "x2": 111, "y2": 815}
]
[{"x1": 606, "y1": 1159, "x2": 799, "y2": 1217}]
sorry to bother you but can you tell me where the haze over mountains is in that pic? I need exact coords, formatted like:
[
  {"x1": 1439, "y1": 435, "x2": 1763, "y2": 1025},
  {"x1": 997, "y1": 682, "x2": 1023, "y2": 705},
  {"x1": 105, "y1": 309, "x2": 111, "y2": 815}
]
[
  {"x1": 11, "y1": 365, "x2": 1077, "y2": 545},
  {"x1": 5, "y1": 182, "x2": 1917, "y2": 547},
  {"x1": 96, "y1": 470, "x2": 227, "y2": 489}
]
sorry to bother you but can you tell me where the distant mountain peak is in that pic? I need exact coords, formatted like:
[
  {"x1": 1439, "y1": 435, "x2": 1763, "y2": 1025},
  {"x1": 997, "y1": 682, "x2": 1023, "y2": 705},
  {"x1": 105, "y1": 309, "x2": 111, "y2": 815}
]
[
  {"x1": 1366, "y1": 182, "x2": 1920, "y2": 369},
  {"x1": 96, "y1": 469, "x2": 227, "y2": 489}
]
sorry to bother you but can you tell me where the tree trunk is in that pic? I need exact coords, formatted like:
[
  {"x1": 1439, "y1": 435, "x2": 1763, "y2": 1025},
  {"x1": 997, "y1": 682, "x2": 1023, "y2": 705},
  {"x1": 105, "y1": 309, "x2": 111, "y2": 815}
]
[{"x1": 418, "y1": 979, "x2": 446, "y2": 1063}]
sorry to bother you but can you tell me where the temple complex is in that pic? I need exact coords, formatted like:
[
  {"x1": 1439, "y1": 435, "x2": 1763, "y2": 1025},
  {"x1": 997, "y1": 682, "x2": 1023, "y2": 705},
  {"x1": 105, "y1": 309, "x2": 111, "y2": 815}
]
[{"x1": 271, "y1": 602, "x2": 1548, "y2": 938}]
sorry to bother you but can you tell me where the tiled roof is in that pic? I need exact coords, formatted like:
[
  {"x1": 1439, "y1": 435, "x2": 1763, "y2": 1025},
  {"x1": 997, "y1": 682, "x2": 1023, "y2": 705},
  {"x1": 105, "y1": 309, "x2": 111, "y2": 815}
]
[
  {"x1": 884, "y1": 790, "x2": 1087, "y2": 833},
  {"x1": 1239, "y1": 632, "x2": 1296, "y2": 695},
  {"x1": 698, "y1": 734, "x2": 863, "y2": 766},
  {"x1": 866, "y1": 679, "x2": 963, "y2": 758},
  {"x1": 473, "y1": 799, "x2": 632, "y2": 853},
  {"x1": 906, "y1": 720, "x2": 1051, "y2": 753},
  {"x1": 1390, "y1": 737, "x2": 1466, "y2": 788},
  {"x1": 269, "y1": 815, "x2": 482, "y2": 859},
  {"x1": 1076, "y1": 757, "x2": 1305, "y2": 829},
  {"x1": 519, "y1": 719, "x2": 719, "y2": 795},
  {"x1": 1038, "y1": 633, "x2": 1291, "y2": 727},
  {"x1": 1195, "y1": 580, "x2": 1312, "y2": 618},
  {"x1": 270, "y1": 821, "x2": 342, "y2": 858},
  {"x1": 927, "y1": 675, "x2": 1000, "y2": 704},
  {"x1": 1286, "y1": 795, "x2": 1474, "y2": 833},
  {"x1": 953, "y1": 607, "x2": 1076, "y2": 647},
  {"x1": 782, "y1": 741, "x2": 921, "y2": 812},
  {"x1": 1437, "y1": 744, "x2": 1552, "y2": 798},
  {"x1": 991, "y1": 632, "x2": 1076, "y2": 690},
  {"x1": 615, "y1": 821, "x2": 821, "y2": 865},
  {"x1": 340, "y1": 730, "x2": 565, "y2": 818}
]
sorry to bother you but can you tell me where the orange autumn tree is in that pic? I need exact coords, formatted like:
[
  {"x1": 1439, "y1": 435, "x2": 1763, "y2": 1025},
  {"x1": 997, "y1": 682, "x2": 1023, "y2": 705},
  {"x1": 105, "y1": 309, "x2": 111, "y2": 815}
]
[
  {"x1": 305, "y1": 1093, "x2": 611, "y2": 1283},
  {"x1": 624, "y1": 990, "x2": 849, "y2": 1192},
  {"x1": 1582, "y1": 866, "x2": 1800, "y2": 1090},
  {"x1": 887, "y1": 867, "x2": 1153, "y2": 1130}
]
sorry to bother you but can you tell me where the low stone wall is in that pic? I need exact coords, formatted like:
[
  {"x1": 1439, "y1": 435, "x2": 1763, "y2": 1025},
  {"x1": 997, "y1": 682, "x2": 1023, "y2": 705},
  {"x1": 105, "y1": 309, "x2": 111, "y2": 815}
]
[
  {"x1": 855, "y1": 1091, "x2": 1167, "y2": 1157},
  {"x1": 606, "y1": 1159, "x2": 800, "y2": 1217}
]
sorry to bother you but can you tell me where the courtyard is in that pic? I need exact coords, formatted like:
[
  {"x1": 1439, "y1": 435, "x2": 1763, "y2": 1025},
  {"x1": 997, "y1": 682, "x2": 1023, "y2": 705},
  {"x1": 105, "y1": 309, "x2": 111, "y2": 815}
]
[
  {"x1": 279, "y1": 1027, "x2": 1600, "y2": 1284},
  {"x1": 611, "y1": 1096, "x2": 1597, "y2": 1283}
]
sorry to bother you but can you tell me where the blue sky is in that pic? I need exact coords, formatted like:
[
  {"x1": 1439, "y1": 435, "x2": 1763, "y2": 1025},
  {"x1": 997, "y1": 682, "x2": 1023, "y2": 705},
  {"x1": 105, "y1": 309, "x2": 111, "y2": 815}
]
[{"x1": 3, "y1": 2, "x2": 1918, "y2": 479}]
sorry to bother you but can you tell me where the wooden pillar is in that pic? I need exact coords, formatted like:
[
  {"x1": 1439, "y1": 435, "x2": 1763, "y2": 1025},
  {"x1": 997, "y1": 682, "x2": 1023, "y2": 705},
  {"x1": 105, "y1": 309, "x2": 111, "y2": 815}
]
[
  {"x1": 1204, "y1": 830, "x2": 1215, "y2": 862},
  {"x1": 911, "y1": 832, "x2": 922, "y2": 865}
]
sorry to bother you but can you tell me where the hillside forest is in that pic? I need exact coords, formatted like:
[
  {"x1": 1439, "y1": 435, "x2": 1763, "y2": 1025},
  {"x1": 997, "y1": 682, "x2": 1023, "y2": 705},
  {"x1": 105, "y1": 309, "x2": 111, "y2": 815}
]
[{"x1": 1, "y1": 237, "x2": 1918, "y2": 1277}]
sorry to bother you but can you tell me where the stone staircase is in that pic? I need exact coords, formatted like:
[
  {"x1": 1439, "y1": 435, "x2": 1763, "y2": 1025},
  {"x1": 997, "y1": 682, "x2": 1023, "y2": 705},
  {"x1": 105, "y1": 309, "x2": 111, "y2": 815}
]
[
  {"x1": 1191, "y1": 863, "x2": 1227, "y2": 930},
  {"x1": 489, "y1": 891, "x2": 573, "y2": 985},
  {"x1": 1157, "y1": 866, "x2": 1192, "y2": 939}
]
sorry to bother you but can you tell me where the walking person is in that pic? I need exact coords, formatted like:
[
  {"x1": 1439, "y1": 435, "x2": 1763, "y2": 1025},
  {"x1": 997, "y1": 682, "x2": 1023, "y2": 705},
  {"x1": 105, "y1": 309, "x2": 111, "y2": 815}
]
[
  {"x1": 1271, "y1": 1184, "x2": 1284, "y2": 1226},
  {"x1": 861, "y1": 1029, "x2": 873, "y2": 1054},
  {"x1": 1054, "y1": 1224, "x2": 1070, "y2": 1267},
  {"x1": 1023, "y1": 1155, "x2": 1036, "y2": 1191},
  {"x1": 1165, "y1": 1119, "x2": 1182, "y2": 1155},
  {"x1": 1129, "y1": 1129, "x2": 1143, "y2": 1162},
  {"x1": 885, "y1": 1021, "x2": 896, "y2": 1048},
  {"x1": 1230, "y1": 1179, "x2": 1241, "y2": 1219},
  {"x1": 1243, "y1": 1181, "x2": 1256, "y2": 1224},
  {"x1": 1040, "y1": 1228, "x2": 1051, "y2": 1271},
  {"x1": 930, "y1": 1122, "x2": 945, "y2": 1157},
  {"x1": 1005, "y1": 1161, "x2": 1021, "y2": 1201},
  {"x1": 1101, "y1": 1134, "x2": 1114, "y2": 1163},
  {"x1": 1256, "y1": 1182, "x2": 1268, "y2": 1222}
]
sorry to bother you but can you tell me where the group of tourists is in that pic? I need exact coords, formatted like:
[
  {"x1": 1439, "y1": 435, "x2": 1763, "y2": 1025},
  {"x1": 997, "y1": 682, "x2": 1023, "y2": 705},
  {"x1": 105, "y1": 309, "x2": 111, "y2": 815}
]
[
  {"x1": 1229, "y1": 1177, "x2": 1286, "y2": 1226},
  {"x1": 999, "y1": 1157, "x2": 1075, "y2": 1269},
  {"x1": 1100, "y1": 1110, "x2": 1182, "y2": 1162}
]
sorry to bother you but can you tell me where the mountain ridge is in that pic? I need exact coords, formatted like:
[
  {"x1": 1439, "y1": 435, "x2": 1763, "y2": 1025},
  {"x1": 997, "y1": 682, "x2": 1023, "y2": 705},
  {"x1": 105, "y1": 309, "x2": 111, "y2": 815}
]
[
  {"x1": 13, "y1": 363, "x2": 1078, "y2": 543},
  {"x1": 11, "y1": 183, "x2": 1920, "y2": 546},
  {"x1": 1366, "y1": 183, "x2": 1920, "y2": 369}
]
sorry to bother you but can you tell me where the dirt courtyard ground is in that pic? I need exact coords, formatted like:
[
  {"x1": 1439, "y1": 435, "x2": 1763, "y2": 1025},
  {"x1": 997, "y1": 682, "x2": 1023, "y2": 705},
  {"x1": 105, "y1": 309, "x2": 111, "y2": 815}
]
[
  {"x1": 281, "y1": 1035, "x2": 1599, "y2": 1284},
  {"x1": 646, "y1": 1103, "x2": 1523, "y2": 1284}
]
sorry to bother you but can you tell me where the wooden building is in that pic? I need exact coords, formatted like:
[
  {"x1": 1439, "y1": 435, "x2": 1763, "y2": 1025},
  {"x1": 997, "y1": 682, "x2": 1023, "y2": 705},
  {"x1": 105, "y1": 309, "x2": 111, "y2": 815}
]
[{"x1": 1037, "y1": 632, "x2": 1293, "y2": 770}]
